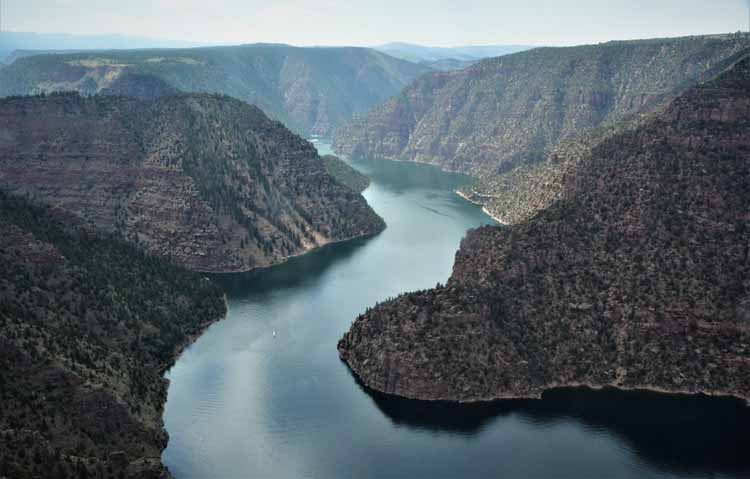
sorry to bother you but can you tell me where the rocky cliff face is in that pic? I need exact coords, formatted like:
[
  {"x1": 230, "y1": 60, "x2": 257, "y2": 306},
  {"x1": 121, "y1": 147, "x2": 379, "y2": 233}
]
[
  {"x1": 0, "y1": 92, "x2": 385, "y2": 273},
  {"x1": 334, "y1": 34, "x2": 750, "y2": 222},
  {"x1": 0, "y1": 191, "x2": 226, "y2": 478},
  {"x1": 338, "y1": 56, "x2": 750, "y2": 402},
  {"x1": 0, "y1": 44, "x2": 431, "y2": 136}
]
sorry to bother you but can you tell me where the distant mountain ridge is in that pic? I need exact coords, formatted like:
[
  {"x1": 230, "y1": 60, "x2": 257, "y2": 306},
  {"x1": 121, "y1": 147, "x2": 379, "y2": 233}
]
[
  {"x1": 0, "y1": 92, "x2": 385, "y2": 273},
  {"x1": 374, "y1": 42, "x2": 535, "y2": 71},
  {"x1": 0, "y1": 30, "x2": 201, "y2": 64},
  {"x1": 335, "y1": 34, "x2": 750, "y2": 222},
  {"x1": 374, "y1": 42, "x2": 534, "y2": 63},
  {"x1": 0, "y1": 43, "x2": 431, "y2": 136}
]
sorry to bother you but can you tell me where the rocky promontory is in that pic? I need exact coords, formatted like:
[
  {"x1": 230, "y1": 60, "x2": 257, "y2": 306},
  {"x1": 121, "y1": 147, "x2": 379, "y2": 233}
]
[
  {"x1": 338, "y1": 56, "x2": 750, "y2": 403},
  {"x1": 0, "y1": 92, "x2": 385, "y2": 273}
]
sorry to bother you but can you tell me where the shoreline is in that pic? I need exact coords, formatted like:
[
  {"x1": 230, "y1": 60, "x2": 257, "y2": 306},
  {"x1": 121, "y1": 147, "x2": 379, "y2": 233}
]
[
  {"x1": 454, "y1": 189, "x2": 507, "y2": 225},
  {"x1": 197, "y1": 226, "x2": 386, "y2": 275},
  {"x1": 161, "y1": 292, "x2": 230, "y2": 374},
  {"x1": 331, "y1": 145, "x2": 508, "y2": 227},
  {"x1": 156, "y1": 294, "x2": 228, "y2": 478},
  {"x1": 158, "y1": 228, "x2": 385, "y2": 469},
  {"x1": 342, "y1": 358, "x2": 750, "y2": 407}
]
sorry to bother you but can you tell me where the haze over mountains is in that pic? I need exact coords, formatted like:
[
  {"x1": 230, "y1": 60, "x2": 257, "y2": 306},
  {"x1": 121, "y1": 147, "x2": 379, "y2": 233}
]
[
  {"x1": 0, "y1": 43, "x2": 430, "y2": 136},
  {"x1": 0, "y1": 31, "x2": 201, "y2": 64},
  {"x1": 373, "y1": 43, "x2": 534, "y2": 70}
]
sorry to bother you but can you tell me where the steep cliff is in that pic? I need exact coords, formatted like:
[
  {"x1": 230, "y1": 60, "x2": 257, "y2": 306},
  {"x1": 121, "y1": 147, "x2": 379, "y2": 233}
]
[
  {"x1": 338, "y1": 56, "x2": 750, "y2": 402},
  {"x1": 0, "y1": 191, "x2": 226, "y2": 478},
  {"x1": 0, "y1": 44, "x2": 430, "y2": 136},
  {"x1": 334, "y1": 34, "x2": 750, "y2": 222},
  {"x1": 0, "y1": 92, "x2": 385, "y2": 273}
]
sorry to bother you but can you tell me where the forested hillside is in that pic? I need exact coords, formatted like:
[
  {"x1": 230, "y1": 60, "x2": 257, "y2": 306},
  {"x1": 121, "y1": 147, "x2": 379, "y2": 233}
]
[
  {"x1": 0, "y1": 191, "x2": 226, "y2": 478},
  {"x1": 339, "y1": 56, "x2": 750, "y2": 403},
  {"x1": 0, "y1": 92, "x2": 385, "y2": 273},
  {"x1": 334, "y1": 34, "x2": 750, "y2": 222}
]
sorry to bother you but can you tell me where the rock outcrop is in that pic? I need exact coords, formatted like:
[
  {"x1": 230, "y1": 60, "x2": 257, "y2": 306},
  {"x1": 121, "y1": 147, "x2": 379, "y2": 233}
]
[
  {"x1": 0, "y1": 44, "x2": 431, "y2": 136},
  {"x1": 0, "y1": 92, "x2": 385, "y2": 273},
  {"x1": 338, "y1": 56, "x2": 750, "y2": 402},
  {"x1": 0, "y1": 190, "x2": 226, "y2": 478},
  {"x1": 334, "y1": 34, "x2": 750, "y2": 223}
]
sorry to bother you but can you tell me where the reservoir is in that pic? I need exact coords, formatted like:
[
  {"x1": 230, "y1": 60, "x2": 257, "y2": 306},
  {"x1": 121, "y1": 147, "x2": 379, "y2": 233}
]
[{"x1": 163, "y1": 141, "x2": 750, "y2": 478}]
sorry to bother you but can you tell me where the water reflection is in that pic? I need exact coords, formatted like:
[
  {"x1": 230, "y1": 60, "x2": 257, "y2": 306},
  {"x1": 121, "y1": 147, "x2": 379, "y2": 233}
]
[
  {"x1": 351, "y1": 369, "x2": 526, "y2": 434},
  {"x1": 350, "y1": 156, "x2": 476, "y2": 196},
  {"x1": 212, "y1": 235, "x2": 376, "y2": 297},
  {"x1": 164, "y1": 141, "x2": 750, "y2": 479},
  {"x1": 361, "y1": 379, "x2": 750, "y2": 477}
]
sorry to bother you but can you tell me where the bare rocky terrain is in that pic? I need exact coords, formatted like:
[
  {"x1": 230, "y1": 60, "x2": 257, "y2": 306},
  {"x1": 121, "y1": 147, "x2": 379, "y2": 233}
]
[{"x1": 338, "y1": 56, "x2": 750, "y2": 403}]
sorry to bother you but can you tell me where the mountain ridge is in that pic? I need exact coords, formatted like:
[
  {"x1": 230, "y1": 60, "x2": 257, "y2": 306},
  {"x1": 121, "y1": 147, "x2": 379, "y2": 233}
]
[
  {"x1": 334, "y1": 34, "x2": 750, "y2": 222},
  {"x1": 338, "y1": 54, "x2": 750, "y2": 403},
  {"x1": 0, "y1": 91, "x2": 385, "y2": 273},
  {"x1": 0, "y1": 44, "x2": 431, "y2": 136}
]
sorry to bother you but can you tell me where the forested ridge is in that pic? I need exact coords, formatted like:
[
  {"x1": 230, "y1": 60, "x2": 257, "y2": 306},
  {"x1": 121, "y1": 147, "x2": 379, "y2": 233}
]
[
  {"x1": 0, "y1": 191, "x2": 226, "y2": 478},
  {"x1": 0, "y1": 92, "x2": 385, "y2": 273},
  {"x1": 339, "y1": 55, "x2": 750, "y2": 404},
  {"x1": 334, "y1": 34, "x2": 750, "y2": 223}
]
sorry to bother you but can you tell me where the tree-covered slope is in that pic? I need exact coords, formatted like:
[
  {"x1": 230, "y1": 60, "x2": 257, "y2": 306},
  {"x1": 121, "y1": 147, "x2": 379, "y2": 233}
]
[
  {"x1": 334, "y1": 34, "x2": 750, "y2": 221},
  {"x1": 322, "y1": 154, "x2": 370, "y2": 193},
  {"x1": 0, "y1": 43, "x2": 430, "y2": 136},
  {"x1": 0, "y1": 190, "x2": 226, "y2": 478},
  {"x1": 338, "y1": 56, "x2": 750, "y2": 403},
  {"x1": 0, "y1": 92, "x2": 384, "y2": 273}
]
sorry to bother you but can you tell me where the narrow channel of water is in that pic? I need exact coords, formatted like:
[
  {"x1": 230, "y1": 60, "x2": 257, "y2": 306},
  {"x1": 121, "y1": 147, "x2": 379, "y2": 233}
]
[{"x1": 163, "y1": 141, "x2": 750, "y2": 478}]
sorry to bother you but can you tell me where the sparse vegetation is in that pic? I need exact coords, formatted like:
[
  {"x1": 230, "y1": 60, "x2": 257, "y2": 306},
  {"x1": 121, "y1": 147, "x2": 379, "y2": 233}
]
[{"x1": 322, "y1": 154, "x2": 371, "y2": 193}]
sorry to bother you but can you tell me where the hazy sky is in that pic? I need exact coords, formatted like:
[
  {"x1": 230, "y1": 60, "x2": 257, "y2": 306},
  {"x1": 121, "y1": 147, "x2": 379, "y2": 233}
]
[{"x1": 5, "y1": 0, "x2": 750, "y2": 47}]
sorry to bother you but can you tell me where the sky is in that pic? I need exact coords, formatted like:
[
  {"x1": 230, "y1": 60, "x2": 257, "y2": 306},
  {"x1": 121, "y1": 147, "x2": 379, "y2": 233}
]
[{"x1": 4, "y1": 0, "x2": 750, "y2": 47}]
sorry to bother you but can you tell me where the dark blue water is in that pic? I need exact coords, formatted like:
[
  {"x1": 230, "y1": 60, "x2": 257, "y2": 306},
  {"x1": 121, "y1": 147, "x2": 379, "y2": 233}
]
[{"x1": 162, "y1": 141, "x2": 750, "y2": 478}]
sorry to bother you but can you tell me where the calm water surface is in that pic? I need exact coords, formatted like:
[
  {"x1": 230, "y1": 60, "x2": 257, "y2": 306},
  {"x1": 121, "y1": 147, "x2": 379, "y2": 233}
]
[{"x1": 163, "y1": 141, "x2": 750, "y2": 478}]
